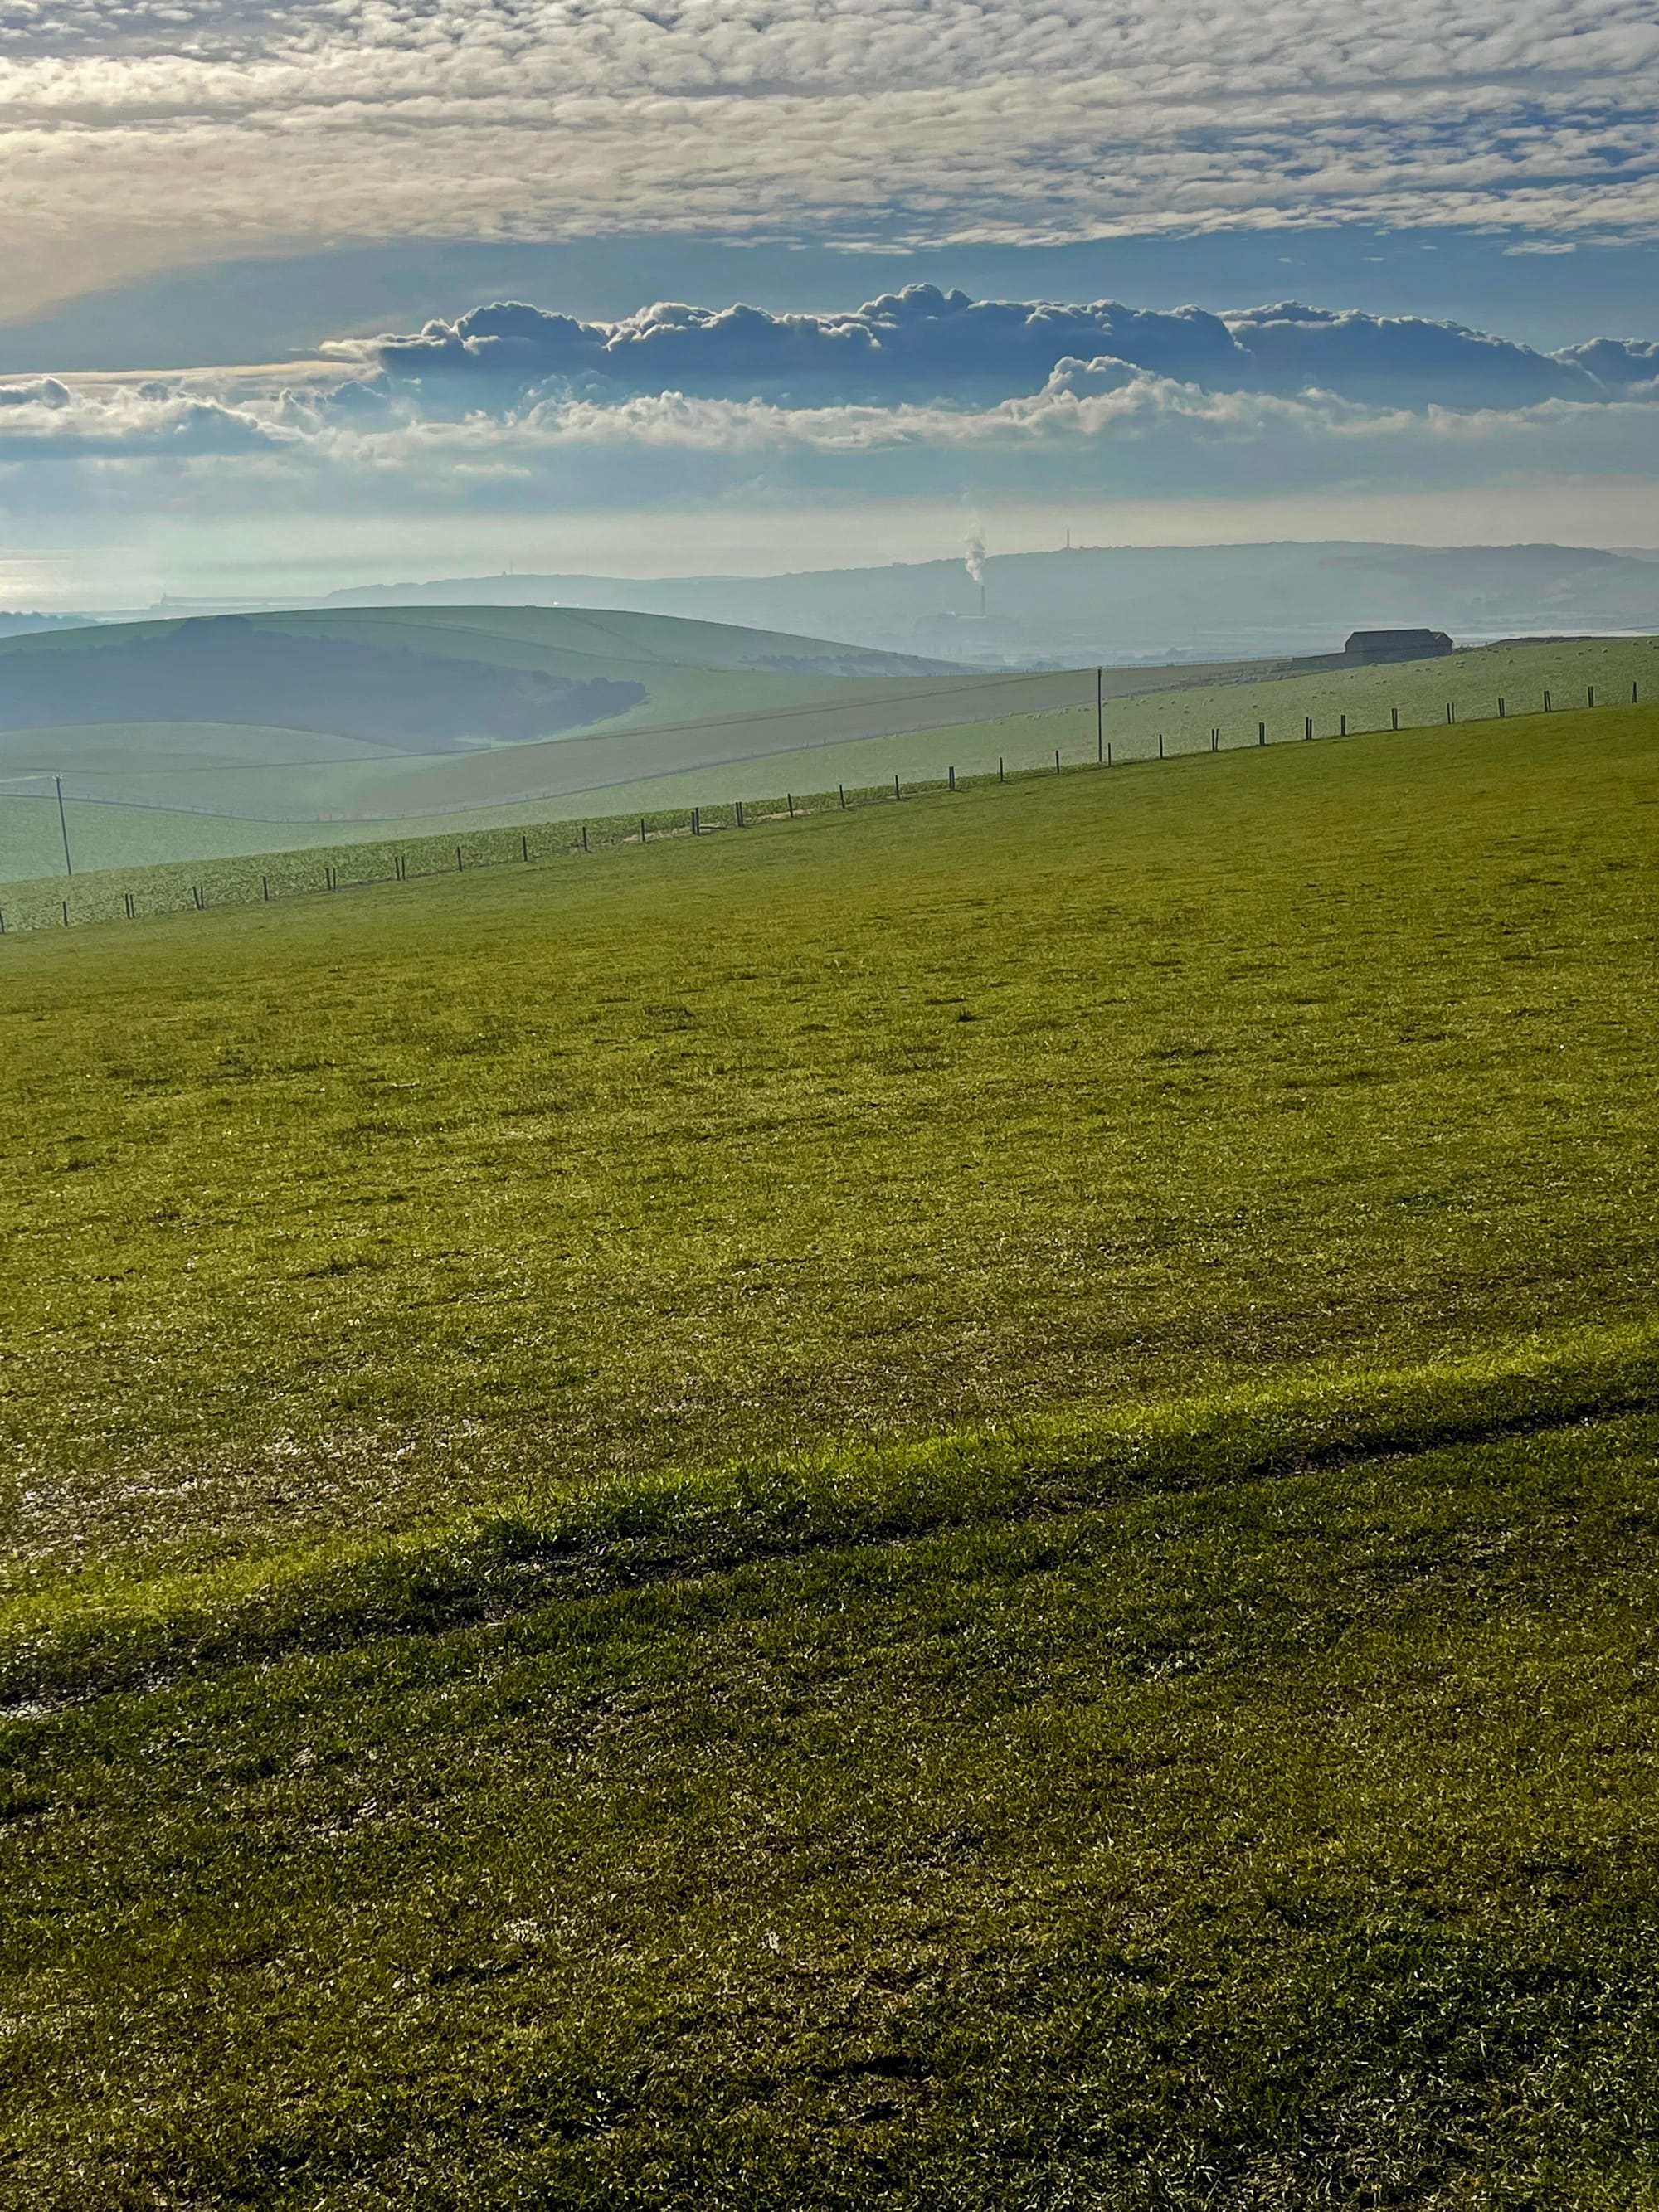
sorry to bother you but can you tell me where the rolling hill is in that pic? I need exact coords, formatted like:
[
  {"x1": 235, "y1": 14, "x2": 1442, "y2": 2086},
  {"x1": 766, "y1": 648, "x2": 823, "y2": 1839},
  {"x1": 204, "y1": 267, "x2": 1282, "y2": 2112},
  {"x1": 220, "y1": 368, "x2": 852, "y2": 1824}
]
[
  {"x1": 312, "y1": 540, "x2": 1659, "y2": 666},
  {"x1": 0, "y1": 610, "x2": 1653, "y2": 890},
  {"x1": 2, "y1": 700, "x2": 1656, "y2": 2201},
  {"x1": 0, "y1": 605, "x2": 1079, "y2": 862}
]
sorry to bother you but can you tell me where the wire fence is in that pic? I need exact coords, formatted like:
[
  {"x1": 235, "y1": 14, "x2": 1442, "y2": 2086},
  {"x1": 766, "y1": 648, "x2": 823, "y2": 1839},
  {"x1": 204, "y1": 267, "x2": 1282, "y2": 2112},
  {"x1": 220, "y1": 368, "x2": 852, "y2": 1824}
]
[{"x1": 0, "y1": 673, "x2": 1646, "y2": 937}]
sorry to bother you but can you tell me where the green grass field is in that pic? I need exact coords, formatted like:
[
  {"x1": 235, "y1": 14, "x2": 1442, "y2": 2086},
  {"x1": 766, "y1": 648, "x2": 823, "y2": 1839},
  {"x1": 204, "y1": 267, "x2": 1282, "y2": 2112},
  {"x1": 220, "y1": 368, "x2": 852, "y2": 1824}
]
[
  {"x1": 2, "y1": 628, "x2": 1653, "y2": 892},
  {"x1": 2, "y1": 702, "x2": 1657, "y2": 2204}
]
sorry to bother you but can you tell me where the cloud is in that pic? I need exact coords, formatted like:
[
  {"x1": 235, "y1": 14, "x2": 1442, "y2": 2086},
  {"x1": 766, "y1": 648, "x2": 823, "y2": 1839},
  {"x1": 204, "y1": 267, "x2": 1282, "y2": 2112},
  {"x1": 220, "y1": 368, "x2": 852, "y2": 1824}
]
[
  {"x1": 0, "y1": 284, "x2": 1657, "y2": 610},
  {"x1": 0, "y1": 378, "x2": 284, "y2": 459},
  {"x1": 2, "y1": 322, "x2": 1657, "y2": 513},
  {"x1": 344, "y1": 288, "x2": 1657, "y2": 411},
  {"x1": 2, "y1": 1, "x2": 1659, "y2": 318}
]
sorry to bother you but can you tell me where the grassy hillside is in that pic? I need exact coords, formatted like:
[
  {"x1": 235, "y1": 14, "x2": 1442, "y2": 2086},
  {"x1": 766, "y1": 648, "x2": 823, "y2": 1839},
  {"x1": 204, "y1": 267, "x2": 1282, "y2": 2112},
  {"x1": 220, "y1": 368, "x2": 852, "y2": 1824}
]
[
  {"x1": 0, "y1": 603, "x2": 1014, "y2": 860},
  {"x1": 2, "y1": 704, "x2": 1657, "y2": 2203},
  {"x1": 6, "y1": 624, "x2": 1654, "y2": 889}
]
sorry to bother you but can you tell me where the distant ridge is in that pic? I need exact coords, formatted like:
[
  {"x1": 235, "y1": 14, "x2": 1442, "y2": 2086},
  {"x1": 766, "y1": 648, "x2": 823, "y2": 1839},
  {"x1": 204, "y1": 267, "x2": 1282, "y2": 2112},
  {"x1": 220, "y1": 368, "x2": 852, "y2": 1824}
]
[{"x1": 309, "y1": 541, "x2": 1659, "y2": 668}]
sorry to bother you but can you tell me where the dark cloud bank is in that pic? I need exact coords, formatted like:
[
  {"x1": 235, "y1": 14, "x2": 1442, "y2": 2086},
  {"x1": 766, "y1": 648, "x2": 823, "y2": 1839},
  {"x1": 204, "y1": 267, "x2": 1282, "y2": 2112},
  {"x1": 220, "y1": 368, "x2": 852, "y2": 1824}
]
[{"x1": 359, "y1": 288, "x2": 1659, "y2": 411}]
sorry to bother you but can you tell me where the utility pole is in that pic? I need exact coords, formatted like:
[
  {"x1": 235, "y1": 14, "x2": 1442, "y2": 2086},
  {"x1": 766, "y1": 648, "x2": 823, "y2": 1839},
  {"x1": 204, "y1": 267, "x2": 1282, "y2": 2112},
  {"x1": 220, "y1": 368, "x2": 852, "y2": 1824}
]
[{"x1": 55, "y1": 775, "x2": 72, "y2": 876}]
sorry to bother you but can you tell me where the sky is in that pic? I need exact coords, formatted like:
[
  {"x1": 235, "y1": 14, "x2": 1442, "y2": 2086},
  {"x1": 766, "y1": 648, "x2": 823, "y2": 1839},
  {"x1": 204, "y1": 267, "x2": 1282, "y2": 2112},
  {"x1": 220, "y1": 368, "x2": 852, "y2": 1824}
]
[{"x1": 0, "y1": 0, "x2": 1657, "y2": 607}]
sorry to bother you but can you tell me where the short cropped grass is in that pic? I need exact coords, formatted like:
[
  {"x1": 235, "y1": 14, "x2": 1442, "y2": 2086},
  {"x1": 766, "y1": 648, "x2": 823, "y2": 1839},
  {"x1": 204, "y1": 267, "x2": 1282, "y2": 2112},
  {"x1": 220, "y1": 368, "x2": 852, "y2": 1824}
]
[
  {"x1": 0, "y1": 700, "x2": 1656, "y2": 2203},
  {"x1": 1, "y1": 632, "x2": 1652, "y2": 897}
]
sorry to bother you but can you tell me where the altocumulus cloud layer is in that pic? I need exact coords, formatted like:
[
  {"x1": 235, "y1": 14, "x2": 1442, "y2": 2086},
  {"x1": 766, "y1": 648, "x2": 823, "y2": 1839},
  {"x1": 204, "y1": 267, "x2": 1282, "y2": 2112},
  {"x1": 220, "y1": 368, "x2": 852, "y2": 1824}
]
[
  {"x1": 2, "y1": 291, "x2": 1658, "y2": 535},
  {"x1": 2, "y1": 0, "x2": 1659, "y2": 316}
]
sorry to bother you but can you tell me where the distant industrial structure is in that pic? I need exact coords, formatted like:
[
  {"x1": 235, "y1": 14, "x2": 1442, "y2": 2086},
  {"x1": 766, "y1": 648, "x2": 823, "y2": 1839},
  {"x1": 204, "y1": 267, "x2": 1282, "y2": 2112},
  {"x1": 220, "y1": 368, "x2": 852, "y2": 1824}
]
[{"x1": 1343, "y1": 628, "x2": 1455, "y2": 664}]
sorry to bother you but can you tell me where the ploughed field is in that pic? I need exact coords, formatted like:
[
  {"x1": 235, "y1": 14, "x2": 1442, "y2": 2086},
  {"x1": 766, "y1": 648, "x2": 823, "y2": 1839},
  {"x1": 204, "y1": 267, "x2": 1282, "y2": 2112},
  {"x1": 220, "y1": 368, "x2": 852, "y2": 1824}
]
[{"x1": 2, "y1": 704, "x2": 1657, "y2": 2205}]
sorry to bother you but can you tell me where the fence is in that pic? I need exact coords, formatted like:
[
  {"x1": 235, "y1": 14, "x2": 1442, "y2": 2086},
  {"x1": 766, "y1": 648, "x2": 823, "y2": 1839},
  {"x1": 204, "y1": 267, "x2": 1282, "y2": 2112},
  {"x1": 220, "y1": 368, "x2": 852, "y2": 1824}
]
[{"x1": 0, "y1": 673, "x2": 1646, "y2": 937}]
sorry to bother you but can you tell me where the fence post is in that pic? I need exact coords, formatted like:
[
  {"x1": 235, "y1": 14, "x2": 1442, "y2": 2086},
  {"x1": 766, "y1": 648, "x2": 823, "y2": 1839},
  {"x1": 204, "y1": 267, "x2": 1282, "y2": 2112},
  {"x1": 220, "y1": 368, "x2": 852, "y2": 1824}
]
[
  {"x1": 787, "y1": 794, "x2": 795, "y2": 818},
  {"x1": 1096, "y1": 664, "x2": 1104, "y2": 764},
  {"x1": 839, "y1": 785, "x2": 846, "y2": 809},
  {"x1": 1339, "y1": 714, "x2": 1346, "y2": 737},
  {"x1": 948, "y1": 766, "x2": 956, "y2": 791},
  {"x1": 692, "y1": 806, "x2": 700, "y2": 835},
  {"x1": 1258, "y1": 722, "x2": 1265, "y2": 746},
  {"x1": 1159, "y1": 733, "x2": 1165, "y2": 758},
  {"x1": 1498, "y1": 698, "x2": 1505, "y2": 718},
  {"x1": 1391, "y1": 707, "x2": 1399, "y2": 731},
  {"x1": 1304, "y1": 717, "x2": 1312, "y2": 741},
  {"x1": 124, "y1": 892, "x2": 134, "y2": 920},
  {"x1": 640, "y1": 816, "x2": 649, "y2": 843},
  {"x1": 581, "y1": 824, "x2": 590, "y2": 852},
  {"x1": 1634, "y1": 681, "x2": 1640, "y2": 703},
  {"x1": 0, "y1": 908, "x2": 6, "y2": 933},
  {"x1": 521, "y1": 834, "x2": 529, "y2": 862},
  {"x1": 999, "y1": 756, "x2": 1005, "y2": 782},
  {"x1": 1209, "y1": 727, "x2": 1218, "y2": 752},
  {"x1": 1588, "y1": 685, "x2": 1595, "y2": 708},
  {"x1": 1054, "y1": 749, "x2": 1061, "y2": 774},
  {"x1": 262, "y1": 874, "x2": 270, "y2": 901},
  {"x1": 1446, "y1": 702, "x2": 1454, "y2": 723},
  {"x1": 54, "y1": 775, "x2": 73, "y2": 878},
  {"x1": 455, "y1": 845, "x2": 463, "y2": 871},
  {"x1": 1107, "y1": 741, "x2": 1112, "y2": 766},
  {"x1": 192, "y1": 885, "x2": 203, "y2": 911},
  {"x1": 894, "y1": 775, "x2": 901, "y2": 800},
  {"x1": 61, "y1": 900, "x2": 69, "y2": 927},
  {"x1": 1544, "y1": 690, "x2": 1551, "y2": 712}
]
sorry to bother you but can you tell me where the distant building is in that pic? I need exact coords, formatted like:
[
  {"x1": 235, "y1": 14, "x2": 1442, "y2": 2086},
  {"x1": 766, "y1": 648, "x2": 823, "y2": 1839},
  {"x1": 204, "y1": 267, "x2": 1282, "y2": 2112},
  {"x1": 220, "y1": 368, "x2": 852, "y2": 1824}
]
[{"x1": 1343, "y1": 627, "x2": 1454, "y2": 664}]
